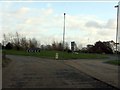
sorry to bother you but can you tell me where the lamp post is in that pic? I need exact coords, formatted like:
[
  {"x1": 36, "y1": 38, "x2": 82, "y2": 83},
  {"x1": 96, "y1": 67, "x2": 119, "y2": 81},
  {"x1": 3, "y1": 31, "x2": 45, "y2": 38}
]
[
  {"x1": 63, "y1": 13, "x2": 66, "y2": 51},
  {"x1": 115, "y1": 5, "x2": 119, "y2": 53}
]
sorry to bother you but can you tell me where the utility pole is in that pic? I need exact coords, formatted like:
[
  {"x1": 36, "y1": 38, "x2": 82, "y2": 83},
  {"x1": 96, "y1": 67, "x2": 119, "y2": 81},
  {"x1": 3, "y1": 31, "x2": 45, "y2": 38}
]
[
  {"x1": 115, "y1": 4, "x2": 119, "y2": 53},
  {"x1": 63, "y1": 13, "x2": 66, "y2": 51}
]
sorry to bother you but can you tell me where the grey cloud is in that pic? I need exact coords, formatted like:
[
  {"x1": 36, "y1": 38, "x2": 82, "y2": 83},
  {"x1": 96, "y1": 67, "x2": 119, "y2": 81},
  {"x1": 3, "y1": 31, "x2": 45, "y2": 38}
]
[
  {"x1": 85, "y1": 19, "x2": 116, "y2": 29},
  {"x1": 85, "y1": 21, "x2": 103, "y2": 28},
  {"x1": 104, "y1": 19, "x2": 116, "y2": 29}
]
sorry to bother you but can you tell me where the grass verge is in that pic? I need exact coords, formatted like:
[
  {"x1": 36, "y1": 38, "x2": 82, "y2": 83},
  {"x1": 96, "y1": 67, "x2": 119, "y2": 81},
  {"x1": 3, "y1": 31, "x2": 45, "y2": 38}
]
[
  {"x1": 2, "y1": 50, "x2": 108, "y2": 60},
  {"x1": 105, "y1": 60, "x2": 120, "y2": 66}
]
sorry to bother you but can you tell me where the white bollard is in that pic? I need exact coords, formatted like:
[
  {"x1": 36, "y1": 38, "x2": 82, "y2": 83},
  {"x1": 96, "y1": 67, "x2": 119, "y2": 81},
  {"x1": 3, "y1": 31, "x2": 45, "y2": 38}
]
[{"x1": 55, "y1": 53, "x2": 59, "y2": 60}]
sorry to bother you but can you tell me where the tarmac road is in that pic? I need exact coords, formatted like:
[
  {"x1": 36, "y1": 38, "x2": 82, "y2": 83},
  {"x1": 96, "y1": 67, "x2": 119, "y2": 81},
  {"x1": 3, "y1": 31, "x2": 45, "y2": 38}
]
[
  {"x1": 62, "y1": 59, "x2": 120, "y2": 89},
  {"x1": 2, "y1": 55, "x2": 117, "y2": 89}
]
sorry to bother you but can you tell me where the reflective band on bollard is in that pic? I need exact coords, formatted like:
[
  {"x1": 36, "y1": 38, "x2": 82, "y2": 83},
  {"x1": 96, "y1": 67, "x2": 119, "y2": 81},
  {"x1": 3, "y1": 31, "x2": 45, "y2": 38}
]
[{"x1": 55, "y1": 53, "x2": 58, "y2": 60}]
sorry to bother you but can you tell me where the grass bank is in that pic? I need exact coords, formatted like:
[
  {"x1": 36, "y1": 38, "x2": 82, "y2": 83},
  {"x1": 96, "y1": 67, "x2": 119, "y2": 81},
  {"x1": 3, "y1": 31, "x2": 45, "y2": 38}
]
[
  {"x1": 105, "y1": 60, "x2": 120, "y2": 66},
  {"x1": 3, "y1": 50, "x2": 108, "y2": 60}
]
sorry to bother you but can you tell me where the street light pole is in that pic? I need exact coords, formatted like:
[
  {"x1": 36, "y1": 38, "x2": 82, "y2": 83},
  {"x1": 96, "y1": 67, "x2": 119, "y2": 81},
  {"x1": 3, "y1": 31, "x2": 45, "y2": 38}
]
[
  {"x1": 115, "y1": 5, "x2": 119, "y2": 53},
  {"x1": 63, "y1": 13, "x2": 66, "y2": 51}
]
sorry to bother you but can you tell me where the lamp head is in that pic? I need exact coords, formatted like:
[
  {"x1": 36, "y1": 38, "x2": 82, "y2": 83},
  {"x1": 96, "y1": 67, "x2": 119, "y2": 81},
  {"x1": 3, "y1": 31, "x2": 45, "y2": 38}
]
[{"x1": 115, "y1": 5, "x2": 119, "y2": 8}]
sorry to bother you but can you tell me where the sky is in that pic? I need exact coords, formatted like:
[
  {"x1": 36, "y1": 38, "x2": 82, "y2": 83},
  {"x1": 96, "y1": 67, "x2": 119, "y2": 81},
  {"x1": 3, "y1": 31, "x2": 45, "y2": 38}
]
[{"x1": 0, "y1": 1, "x2": 120, "y2": 49}]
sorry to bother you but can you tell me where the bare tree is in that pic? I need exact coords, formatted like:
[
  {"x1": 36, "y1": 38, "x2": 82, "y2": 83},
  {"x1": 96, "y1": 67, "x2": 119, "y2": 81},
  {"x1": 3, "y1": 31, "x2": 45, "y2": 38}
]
[
  {"x1": 2, "y1": 34, "x2": 8, "y2": 46},
  {"x1": 2, "y1": 33, "x2": 14, "y2": 46},
  {"x1": 52, "y1": 41, "x2": 57, "y2": 50},
  {"x1": 29, "y1": 38, "x2": 38, "y2": 48},
  {"x1": 15, "y1": 32, "x2": 20, "y2": 45},
  {"x1": 11, "y1": 32, "x2": 21, "y2": 50},
  {"x1": 20, "y1": 37, "x2": 29, "y2": 49},
  {"x1": 64, "y1": 42, "x2": 69, "y2": 51},
  {"x1": 58, "y1": 42, "x2": 63, "y2": 51},
  {"x1": 8, "y1": 33, "x2": 14, "y2": 44}
]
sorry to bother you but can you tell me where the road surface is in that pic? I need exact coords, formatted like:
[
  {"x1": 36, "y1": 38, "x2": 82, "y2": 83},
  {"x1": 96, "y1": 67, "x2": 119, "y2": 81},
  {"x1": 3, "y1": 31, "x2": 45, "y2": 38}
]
[
  {"x1": 2, "y1": 55, "x2": 117, "y2": 89},
  {"x1": 62, "y1": 59, "x2": 120, "y2": 88}
]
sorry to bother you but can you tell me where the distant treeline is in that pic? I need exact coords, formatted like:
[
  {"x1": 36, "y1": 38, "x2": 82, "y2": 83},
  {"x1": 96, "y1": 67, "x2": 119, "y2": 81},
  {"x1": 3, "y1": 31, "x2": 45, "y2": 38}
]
[
  {"x1": 1, "y1": 32, "x2": 69, "y2": 51},
  {"x1": 1, "y1": 32, "x2": 118, "y2": 54}
]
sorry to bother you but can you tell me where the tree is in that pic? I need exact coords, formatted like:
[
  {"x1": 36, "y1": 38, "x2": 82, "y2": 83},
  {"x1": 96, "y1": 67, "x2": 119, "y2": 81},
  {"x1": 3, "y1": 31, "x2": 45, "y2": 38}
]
[
  {"x1": 13, "y1": 32, "x2": 21, "y2": 50},
  {"x1": 51, "y1": 41, "x2": 69, "y2": 51},
  {"x1": 57, "y1": 42, "x2": 63, "y2": 51},
  {"x1": 2, "y1": 34, "x2": 8, "y2": 46},
  {"x1": 64, "y1": 42, "x2": 69, "y2": 51},
  {"x1": 20, "y1": 37, "x2": 29, "y2": 50},
  {"x1": 29, "y1": 38, "x2": 38, "y2": 48},
  {"x1": 87, "y1": 41, "x2": 113, "y2": 54},
  {"x1": 52, "y1": 41, "x2": 57, "y2": 50},
  {"x1": 5, "y1": 42, "x2": 13, "y2": 50}
]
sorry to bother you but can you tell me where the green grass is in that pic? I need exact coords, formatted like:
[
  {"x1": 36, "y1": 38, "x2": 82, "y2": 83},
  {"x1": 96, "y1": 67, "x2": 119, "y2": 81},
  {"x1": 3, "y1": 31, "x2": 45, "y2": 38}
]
[
  {"x1": 2, "y1": 50, "x2": 108, "y2": 60},
  {"x1": 105, "y1": 60, "x2": 120, "y2": 66}
]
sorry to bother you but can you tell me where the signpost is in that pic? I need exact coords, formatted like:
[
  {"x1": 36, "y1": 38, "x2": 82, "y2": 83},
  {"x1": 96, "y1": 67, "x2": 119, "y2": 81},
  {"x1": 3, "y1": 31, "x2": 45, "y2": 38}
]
[{"x1": 71, "y1": 41, "x2": 75, "y2": 52}]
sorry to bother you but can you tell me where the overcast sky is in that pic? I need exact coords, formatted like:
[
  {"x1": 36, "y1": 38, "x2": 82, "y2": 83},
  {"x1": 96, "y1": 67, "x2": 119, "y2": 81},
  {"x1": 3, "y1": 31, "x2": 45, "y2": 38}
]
[{"x1": 0, "y1": 1, "x2": 119, "y2": 48}]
